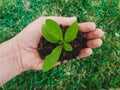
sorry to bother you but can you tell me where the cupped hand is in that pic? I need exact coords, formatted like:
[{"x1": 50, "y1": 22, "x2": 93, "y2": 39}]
[{"x1": 14, "y1": 16, "x2": 104, "y2": 71}]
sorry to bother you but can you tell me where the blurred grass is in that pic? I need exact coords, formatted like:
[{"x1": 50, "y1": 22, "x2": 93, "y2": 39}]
[{"x1": 0, "y1": 0, "x2": 120, "y2": 90}]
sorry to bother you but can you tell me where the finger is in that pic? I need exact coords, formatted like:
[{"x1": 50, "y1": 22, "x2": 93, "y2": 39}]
[
  {"x1": 77, "y1": 48, "x2": 93, "y2": 59},
  {"x1": 85, "y1": 28, "x2": 104, "y2": 39},
  {"x1": 87, "y1": 39, "x2": 102, "y2": 48},
  {"x1": 56, "y1": 60, "x2": 67, "y2": 66},
  {"x1": 44, "y1": 16, "x2": 77, "y2": 26},
  {"x1": 32, "y1": 61, "x2": 43, "y2": 70},
  {"x1": 56, "y1": 49, "x2": 92, "y2": 66},
  {"x1": 31, "y1": 54, "x2": 43, "y2": 70},
  {"x1": 32, "y1": 63, "x2": 43, "y2": 70},
  {"x1": 78, "y1": 22, "x2": 96, "y2": 32}
]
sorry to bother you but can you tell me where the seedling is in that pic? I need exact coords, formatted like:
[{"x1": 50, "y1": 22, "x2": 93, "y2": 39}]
[{"x1": 41, "y1": 19, "x2": 78, "y2": 72}]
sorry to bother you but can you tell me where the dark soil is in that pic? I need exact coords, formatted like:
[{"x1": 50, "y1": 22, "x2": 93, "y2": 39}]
[{"x1": 37, "y1": 25, "x2": 88, "y2": 62}]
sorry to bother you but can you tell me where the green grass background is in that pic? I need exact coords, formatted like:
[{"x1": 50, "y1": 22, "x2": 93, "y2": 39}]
[{"x1": 0, "y1": 0, "x2": 120, "y2": 90}]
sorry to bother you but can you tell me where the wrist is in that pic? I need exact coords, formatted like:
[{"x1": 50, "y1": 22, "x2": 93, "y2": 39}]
[
  {"x1": 7, "y1": 38, "x2": 25, "y2": 72},
  {"x1": 0, "y1": 38, "x2": 25, "y2": 85},
  {"x1": 0, "y1": 38, "x2": 25, "y2": 72}
]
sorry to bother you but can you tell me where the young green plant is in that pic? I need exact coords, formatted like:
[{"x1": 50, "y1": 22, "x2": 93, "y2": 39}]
[{"x1": 41, "y1": 19, "x2": 78, "y2": 72}]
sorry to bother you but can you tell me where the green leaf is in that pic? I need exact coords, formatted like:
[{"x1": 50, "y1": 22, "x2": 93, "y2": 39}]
[
  {"x1": 63, "y1": 43, "x2": 73, "y2": 51},
  {"x1": 64, "y1": 21, "x2": 78, "y2": 42},
  {"x1": 42, "y1": 45, "x2": 62, "y2": 72},
  {"x1": 42, "y1": 24, "x2": 59, "y2": 43},
  {"x1": 41, "y1": 19, "x2": 63, "y2": 43}
]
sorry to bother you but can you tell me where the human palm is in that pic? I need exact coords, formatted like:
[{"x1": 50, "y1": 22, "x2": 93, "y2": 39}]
[{"x1": 15, "y1": 16, "x2": 104, "y2": 71}]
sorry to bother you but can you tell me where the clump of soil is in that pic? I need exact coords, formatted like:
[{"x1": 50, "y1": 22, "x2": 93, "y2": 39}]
[{"x1": 37, "y1": 25, "x2": 88, "y2": 62}]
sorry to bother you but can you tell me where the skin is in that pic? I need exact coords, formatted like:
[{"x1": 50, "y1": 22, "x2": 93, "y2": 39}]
[{"x1": 0, "y1": 16, "x2": 104, "y2": 86}]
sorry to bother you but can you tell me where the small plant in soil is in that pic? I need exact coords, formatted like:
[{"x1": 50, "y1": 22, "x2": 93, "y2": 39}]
[{"x1": 37, "y1": 19, "x2": 87, "y2": 72}]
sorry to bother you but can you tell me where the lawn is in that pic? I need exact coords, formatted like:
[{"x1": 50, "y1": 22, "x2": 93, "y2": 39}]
[{"x1": 0, "y1": 0, "x2": 120, "y2": 90}]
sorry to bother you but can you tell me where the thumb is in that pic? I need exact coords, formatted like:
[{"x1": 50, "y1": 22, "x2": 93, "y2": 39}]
[
  {"x1": 39, "y1": 16, "x2": 77, "y2": 26},
  {"x1": 24, "y1": 16, "x2": 77, "y2": 32},
  {"x1": 43, "y1": 16, "x2": 77, "y2": 26}
]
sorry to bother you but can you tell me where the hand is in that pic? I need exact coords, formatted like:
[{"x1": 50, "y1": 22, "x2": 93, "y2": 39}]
[{"x1": 13, "y1": 16, "x2": 104, "y2": 71}]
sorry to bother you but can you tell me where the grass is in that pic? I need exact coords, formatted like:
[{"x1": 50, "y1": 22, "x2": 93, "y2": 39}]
[{"x1": 0, "y1": 0, "x2": 120, "y2": 89}]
